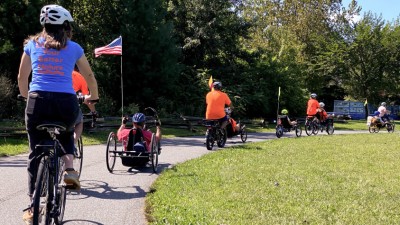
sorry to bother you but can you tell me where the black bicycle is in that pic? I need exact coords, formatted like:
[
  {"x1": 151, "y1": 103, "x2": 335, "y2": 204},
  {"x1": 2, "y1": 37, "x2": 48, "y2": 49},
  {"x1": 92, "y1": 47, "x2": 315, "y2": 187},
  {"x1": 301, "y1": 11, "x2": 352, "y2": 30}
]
[
  {"x1": 305, "y1": 116, "x2": 320, "y2": 136},
  {"x1": 30, "y1": 123, "x2": 69, "y2": 225},
  {"x1": 203, "y1": 120, "x2": 227, "y2": 150},
  {"x1": 74, "y1": 94, "x2": 98, "y2": 178}
]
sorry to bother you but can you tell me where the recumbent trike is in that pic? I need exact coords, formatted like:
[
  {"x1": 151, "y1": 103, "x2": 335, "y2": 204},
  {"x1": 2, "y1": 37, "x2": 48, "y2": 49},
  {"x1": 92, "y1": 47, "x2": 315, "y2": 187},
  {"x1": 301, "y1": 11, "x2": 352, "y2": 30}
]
[{"x1": 105, "y1": 107, "x2": 161, "y2": 173}]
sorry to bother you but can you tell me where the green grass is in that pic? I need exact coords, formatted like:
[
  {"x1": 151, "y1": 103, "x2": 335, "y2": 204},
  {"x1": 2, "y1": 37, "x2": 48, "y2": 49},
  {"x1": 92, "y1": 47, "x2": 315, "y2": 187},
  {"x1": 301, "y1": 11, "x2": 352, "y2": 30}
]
[{"x1": 146, "y1": 133, "x2": 400, "y2": 224}]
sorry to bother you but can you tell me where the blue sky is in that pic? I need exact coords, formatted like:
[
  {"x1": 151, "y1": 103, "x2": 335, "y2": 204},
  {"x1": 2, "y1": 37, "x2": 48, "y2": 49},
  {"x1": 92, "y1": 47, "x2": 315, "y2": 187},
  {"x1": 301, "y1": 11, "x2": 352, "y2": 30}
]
[{"x1": 342, "y1": 0, "x2": 400, "y2": 22}]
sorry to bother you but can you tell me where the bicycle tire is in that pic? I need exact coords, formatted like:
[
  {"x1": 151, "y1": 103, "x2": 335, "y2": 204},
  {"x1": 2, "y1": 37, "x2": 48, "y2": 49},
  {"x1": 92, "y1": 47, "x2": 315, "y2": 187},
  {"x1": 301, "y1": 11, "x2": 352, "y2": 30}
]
[
  {"x1": 74, "y1": 136, "x2": 83, "y2": 178},
  {"x1": 240, "y1": 126, "x2": 247, "y2": 142},
  {"x1": 150, "y1": 134, "x2": 159, "y2": 173},
  {"x1": 55, "y1": 158, "x2": 66, "y2": 224},
  {"x1": 295, "y1": 125, "x2": 302, "y2": 137},
  {"x1": 217, "y1": 128, "x2": 227, "y2": 148},
  {"x1": 305, "y1": 121, "x2": 313, "y2": 136},
  {"x1": 312, "y1": 122, "x2": 320, "y2": 135},
  {"x1": 33, "y1": 156, "x2": 51, "y2": 225},
  {"x1": 276, "y1": 125, "x2": 284, "y2": 138},
  {"x1": 205, "y1": 129, "x2": 214, "y2": 150},
  {"x1": 326, "y1": 124, "x2": 334, "y2": 135},
  {"x1": 106, "y1": 132, "x2": 117, "y2": 173},
  {"x1": 386, "y1": 123, "x2": 394, "y2": 133}
]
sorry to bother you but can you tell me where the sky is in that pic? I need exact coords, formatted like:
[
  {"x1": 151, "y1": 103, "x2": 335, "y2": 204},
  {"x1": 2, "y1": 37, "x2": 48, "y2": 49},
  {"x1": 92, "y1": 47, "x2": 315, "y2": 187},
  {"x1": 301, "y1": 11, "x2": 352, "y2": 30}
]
[{"x1": 342, "y1": 0, "x2": 400, "y2": 22}]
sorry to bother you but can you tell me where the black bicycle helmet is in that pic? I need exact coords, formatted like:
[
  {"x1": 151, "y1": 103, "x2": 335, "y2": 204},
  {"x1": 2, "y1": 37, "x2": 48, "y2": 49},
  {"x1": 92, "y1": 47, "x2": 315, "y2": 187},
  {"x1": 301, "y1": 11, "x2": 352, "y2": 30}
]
[
  {"x1": 132, "y1": 113, "x2": 146, "y2": 123},
  {"x1": 213, "y1": 82, "x2": 222, "y2": 90}
]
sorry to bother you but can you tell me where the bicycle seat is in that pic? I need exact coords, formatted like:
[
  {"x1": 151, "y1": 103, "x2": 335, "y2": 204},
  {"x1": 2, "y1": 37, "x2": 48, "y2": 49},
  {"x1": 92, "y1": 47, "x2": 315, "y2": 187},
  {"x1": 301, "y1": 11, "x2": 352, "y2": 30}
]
[{"x1": 37, "y1": 122, "x2": 67, "y2": 132}]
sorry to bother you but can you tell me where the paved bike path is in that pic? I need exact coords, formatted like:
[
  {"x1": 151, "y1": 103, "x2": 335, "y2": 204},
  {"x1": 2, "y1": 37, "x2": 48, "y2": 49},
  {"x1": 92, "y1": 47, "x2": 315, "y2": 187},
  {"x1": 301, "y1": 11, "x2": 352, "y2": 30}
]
[{"x1": 0, "y1": 130, "x2": 368, "y2": 224}]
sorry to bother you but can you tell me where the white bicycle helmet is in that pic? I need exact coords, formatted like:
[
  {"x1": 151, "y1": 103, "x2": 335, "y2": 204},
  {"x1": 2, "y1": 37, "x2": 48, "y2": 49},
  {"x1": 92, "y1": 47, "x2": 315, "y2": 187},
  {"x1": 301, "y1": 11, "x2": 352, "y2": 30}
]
[
  {"x1": 319, "y1": 102, "x2": 325, "y2": 108},
  {"x1": 40, "y1": 5, "x2": 74, "y2": 26},
  {"x1": 310, "y1": 93, "x2": 317, "y2": 99}
]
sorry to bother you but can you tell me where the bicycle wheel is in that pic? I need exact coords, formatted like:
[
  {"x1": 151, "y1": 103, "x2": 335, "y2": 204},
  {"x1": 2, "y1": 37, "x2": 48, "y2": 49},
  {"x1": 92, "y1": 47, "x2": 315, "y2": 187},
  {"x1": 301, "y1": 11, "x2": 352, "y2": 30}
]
[
  {"x1": 386, "y1": 123, "x2": 394, "y2": 133},
  {"x1": 33, "y1": 156, "x2": 51, "y2": 225},
  {"x1": 240, "y1": 126, "x2": 247, "y2": 143},
  {"x1": 312, "y1": 122, "x2": 320, "y2": 135},
  {"x1": 205, "y1": 129, "x2": 214, "y2": 150},
  {"x1": 368, "y1": 126, "x2": 375, "y2": 133},
  {"x1": 55, "y1": 158, "x2": 66, "y2": 224},
  {"x1": 295, "y1": 125, "x2": 302, "y2": 137},
  {"x1": 217, "y1": 128, "x2": 227, "y2": 148},
  {"x1": 276, "y1": 125, "x2": 284, "y2": 138},
  {"x1": 106, "y1": 132, "x2": 117, "y2": 173},
  {"x1": 305, "y1": 121, "x2": 313, "y2": 136},
  {"x1": 150, "y1": 134, "x2": 159, "y2": 173},
  {"x1": 74, "y1": 136, "x2": 83, "y2": 178},
  {"x1": 326, "y1": 124, "x2": 335, "y2": 135}
]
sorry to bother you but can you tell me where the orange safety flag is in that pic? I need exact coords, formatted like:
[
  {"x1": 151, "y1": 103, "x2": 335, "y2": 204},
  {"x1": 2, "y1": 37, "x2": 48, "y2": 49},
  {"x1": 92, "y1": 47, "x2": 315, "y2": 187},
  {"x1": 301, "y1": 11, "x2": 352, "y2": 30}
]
[{"x1": 208, "y1": 76, "x2": 214, "y2": 91}]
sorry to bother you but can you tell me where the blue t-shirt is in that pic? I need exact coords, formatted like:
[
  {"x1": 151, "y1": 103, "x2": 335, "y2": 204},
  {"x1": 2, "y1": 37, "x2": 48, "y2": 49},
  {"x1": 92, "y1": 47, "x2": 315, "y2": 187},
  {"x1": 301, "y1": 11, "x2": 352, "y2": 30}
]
[{"x1": 24, "y1": 38, "x2": 84, "y2": 94}]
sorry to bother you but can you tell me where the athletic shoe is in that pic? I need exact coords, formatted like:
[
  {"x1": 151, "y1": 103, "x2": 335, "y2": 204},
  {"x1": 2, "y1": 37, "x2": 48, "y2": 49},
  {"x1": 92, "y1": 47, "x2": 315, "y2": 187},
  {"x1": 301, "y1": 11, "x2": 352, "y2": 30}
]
[{"x1": 63, "y1": 169, "x2": 81, "y2": 190}]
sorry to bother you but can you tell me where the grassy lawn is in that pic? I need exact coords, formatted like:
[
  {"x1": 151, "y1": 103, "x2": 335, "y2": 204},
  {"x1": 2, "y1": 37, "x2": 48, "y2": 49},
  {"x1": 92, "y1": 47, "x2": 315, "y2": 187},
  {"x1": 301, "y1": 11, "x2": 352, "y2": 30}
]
[{"x1": 146, "y1": 133, "x2": 400, "y2": 224}]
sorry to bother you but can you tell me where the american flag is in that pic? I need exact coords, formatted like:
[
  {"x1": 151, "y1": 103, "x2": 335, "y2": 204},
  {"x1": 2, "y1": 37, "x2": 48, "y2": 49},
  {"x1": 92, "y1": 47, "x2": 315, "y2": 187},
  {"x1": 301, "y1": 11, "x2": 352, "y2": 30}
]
[{"x1": 94, "y1": 36, "x2": 122, "y2": 57}]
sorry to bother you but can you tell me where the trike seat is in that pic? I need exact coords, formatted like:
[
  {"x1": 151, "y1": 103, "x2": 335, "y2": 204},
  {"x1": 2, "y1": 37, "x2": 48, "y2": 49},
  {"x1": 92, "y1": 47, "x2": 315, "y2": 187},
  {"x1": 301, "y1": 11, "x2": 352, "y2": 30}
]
[
  {"x1": 126, "y1": 128, "x2": 148, "y2": 153},
  {"x1": 278, "y1": 115, "x2": 293, "y2": 129}
]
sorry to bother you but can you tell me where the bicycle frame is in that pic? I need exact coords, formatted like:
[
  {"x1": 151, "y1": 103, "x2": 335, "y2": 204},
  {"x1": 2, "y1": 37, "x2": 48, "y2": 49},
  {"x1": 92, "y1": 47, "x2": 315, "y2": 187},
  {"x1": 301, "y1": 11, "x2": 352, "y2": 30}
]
[
  {"x1": 31, "y1": 125, "x2": 67, "y2": 225},
  {"x1": 203, "y1": 120, "x2": 227, "y2": 150}
]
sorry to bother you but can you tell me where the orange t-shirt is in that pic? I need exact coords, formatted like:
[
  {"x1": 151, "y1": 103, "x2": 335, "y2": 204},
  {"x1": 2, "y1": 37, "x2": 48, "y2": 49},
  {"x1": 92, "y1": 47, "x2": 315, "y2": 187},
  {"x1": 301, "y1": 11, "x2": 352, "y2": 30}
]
[
  {"x1": 72, "y1": 71, "x2": 89, "y2": 95},
  {"x1": 205, "y1": 90, "x2": 231, "y2": 119},
  {"x1": 307, "y1": 99, "x2": 319, "y2": 116}
]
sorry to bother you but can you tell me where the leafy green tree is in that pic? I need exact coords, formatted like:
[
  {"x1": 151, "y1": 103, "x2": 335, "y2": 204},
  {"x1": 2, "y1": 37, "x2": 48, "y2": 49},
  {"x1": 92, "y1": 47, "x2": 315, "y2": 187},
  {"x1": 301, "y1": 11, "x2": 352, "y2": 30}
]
[{"x1": 342, "y1": 13, "x2": 389, "y2": 105}]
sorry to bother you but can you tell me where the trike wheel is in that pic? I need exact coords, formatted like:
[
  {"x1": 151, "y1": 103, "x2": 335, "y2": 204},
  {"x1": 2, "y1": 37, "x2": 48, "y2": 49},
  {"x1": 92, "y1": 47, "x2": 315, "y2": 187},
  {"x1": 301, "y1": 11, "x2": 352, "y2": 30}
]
[
  {"x1": 106, "y1": 132, "x2": 117, "y2": 173},
  {"x1": 326, "y1": 124, "x2": 334, "y2": 135},
  {"x1": 205, "y1": 129, "x2": 214, "y2": 150},
  {"x1": 150, "y1": 134, "x2": 159, "y2": 173},
  {"x1": 240, "y1": 126, "x2": 247, "y2": 142},
  {"x1": 295, "y1": 125, "x2": 302, "y2": 137},
  {"x1": 276, "y1": 125, "x2": 284, "y2": 138},
  {"x1": 217, "y1": 128, "x2": 227, "y2": 147},
  {"x1": 368, "y1": 126, "x2": 375, "y2": 133},
  {"x1": 74, "y1": 136, "x2": 83, "y2": 178},
  {"x1": 386, "y1": 123, "x2": 394, "y2": 133}
]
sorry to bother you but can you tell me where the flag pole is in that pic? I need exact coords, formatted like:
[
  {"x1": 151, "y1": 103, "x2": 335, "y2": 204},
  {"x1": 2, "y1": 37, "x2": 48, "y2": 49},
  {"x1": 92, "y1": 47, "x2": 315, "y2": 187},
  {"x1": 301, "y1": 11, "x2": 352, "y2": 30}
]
[
  {"x1": 277, "y1": 86, "x2": 281, "y2": 121},
  {"x1": 120, "y1": 54, "x2": 123, "y2": 117}
]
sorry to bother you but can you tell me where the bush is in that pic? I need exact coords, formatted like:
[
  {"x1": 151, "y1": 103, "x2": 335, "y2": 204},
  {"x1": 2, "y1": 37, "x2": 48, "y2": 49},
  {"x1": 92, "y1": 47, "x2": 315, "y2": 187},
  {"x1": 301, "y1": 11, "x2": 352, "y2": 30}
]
[{"x1": 0, "y1": 75, "x2": 18, "y2": 120}]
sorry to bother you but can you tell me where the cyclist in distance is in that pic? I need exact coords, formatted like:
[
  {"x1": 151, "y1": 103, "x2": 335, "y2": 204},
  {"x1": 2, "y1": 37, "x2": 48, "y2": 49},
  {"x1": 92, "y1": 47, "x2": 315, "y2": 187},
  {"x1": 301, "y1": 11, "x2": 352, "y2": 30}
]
[
  {"x1": 73, "y1": 65, "x2": 97, "y2": 146},
  {"x1": 318, "y1": 102, "x2": 328, "y2": 122},
  {"x1": 117, "y1": 113, "x2": 162, "y2": 153},
  {"x1": 17, "y1": 4, "x2": 99, "y2": 224},
  {"x1": 205, "y1": 81, "x2": 232, "y2": 129},
  {"x1": 306, "y1": 93, "x2": 320, "y2": 120},
  {"x1": 377, "y1": 102, "x2": 389, "y2": 123}
]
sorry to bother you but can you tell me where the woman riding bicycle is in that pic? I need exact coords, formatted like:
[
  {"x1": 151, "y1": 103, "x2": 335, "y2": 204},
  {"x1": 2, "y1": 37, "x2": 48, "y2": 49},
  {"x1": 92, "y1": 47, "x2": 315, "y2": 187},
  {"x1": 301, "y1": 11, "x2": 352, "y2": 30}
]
[{"x1": 17, "y1": 4, "x2": 99, "y2": 224}]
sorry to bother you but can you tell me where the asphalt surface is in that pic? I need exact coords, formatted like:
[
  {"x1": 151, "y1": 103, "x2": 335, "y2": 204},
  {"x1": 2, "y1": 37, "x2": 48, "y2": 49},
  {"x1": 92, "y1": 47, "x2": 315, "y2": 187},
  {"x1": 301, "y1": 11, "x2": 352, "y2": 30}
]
[{"x1": 0, "y1": 130, "x2": 369, "y2": 225}]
